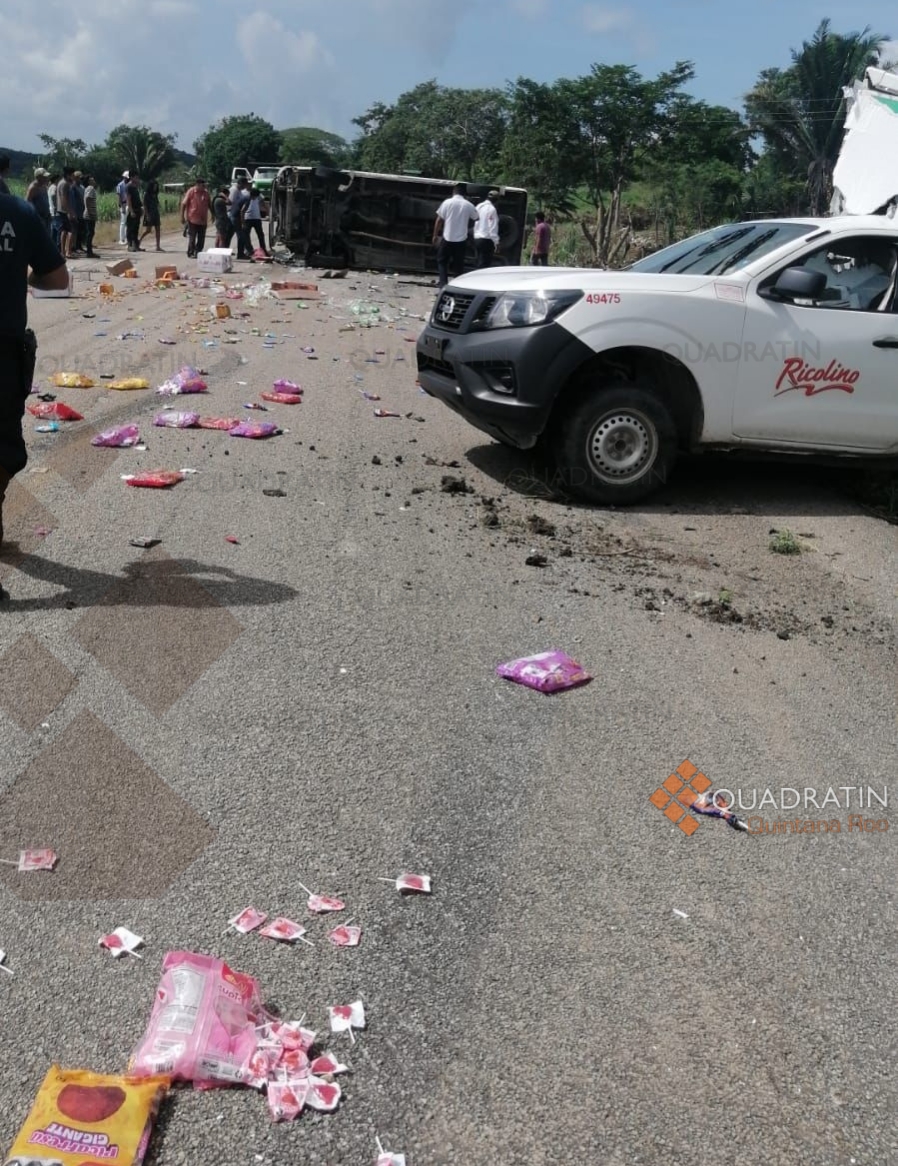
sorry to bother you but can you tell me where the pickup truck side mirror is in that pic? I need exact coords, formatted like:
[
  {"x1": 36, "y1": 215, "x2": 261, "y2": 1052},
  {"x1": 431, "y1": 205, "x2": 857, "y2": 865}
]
[{"x1": 759, "y1": 267, "x2": 828, "y2": 302}]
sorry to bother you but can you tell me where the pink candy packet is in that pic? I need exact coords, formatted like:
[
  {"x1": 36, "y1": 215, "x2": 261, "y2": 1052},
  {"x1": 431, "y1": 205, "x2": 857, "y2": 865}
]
[
  {"x1": 17, "y1": 848, "x2": 57, "y2": 872},
  {"x1": 130, "y1": 951, "x2": 268, "y2": 1088},
  {"x1": 396, "y1": 873, "x2": 431, "y2": 894},
  {"x1": 229, "y1": 907, "x2": 267, "y2": 934},
  {"x1": 154, "y1": 410, "x2": 200, "y2": 428},
  {"x1": 92, "y1": 424, "x2": 140, "y2": 447},
  {"x1": 197, "y1": 415, "x2": 242, "y2": 430},
  {"x1": 328, "y1": 925, "x2": 361, "y2": 948},
  {"x1": 267, "y1": 1079, "x2": 309, "y2": 1122},
  {"x1": 496, "y1": 650, "x2": 592, "y2": 694},
  {"x1": 259, "y1": 917, "x2": 306, "y2": 943},
  {"x1": 229, "y1": 421, "x2": 280, "y2": 439},
  {"x1": 307, "y1": 893, "x2": 345, "y2": 914}
]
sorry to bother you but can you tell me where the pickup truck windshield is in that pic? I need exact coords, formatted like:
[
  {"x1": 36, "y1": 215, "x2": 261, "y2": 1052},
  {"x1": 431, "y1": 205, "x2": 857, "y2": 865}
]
[{"x1": 627, "y1": 222, "x2": 815, "y2": 275}]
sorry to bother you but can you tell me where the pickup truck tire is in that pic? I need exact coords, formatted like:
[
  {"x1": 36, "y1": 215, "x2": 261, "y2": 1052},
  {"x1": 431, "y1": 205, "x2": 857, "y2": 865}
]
[{"x1": 557, "y1": 385, "x2": 677, "y2": 504}]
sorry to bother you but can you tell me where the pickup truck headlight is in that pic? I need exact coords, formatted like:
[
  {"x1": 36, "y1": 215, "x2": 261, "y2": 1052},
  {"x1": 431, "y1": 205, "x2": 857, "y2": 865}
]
[{"x1": 480, "y1": 290, "x2": 583, "y2": 329}]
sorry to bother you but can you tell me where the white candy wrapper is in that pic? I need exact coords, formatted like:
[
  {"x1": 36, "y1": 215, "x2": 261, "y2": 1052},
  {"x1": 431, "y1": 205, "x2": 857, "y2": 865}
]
[
  {"x1": 259, "y1": 917, "x2": 306, "y2": 943},
  {"x1": 307, "y1": 1077, "x2": 342, "y2": 1112},
  {"x1": 267, "y1": 1078, "x2": 309, "y2": 1122},
  {"x1": 18, "y1": 848, "x2": 57, "y2": 872},
  {"x1": 310, "y1": 1053, "x2": 349, "y2": 1076},
  {"x1": 329, "y1": 1000, "x2": 365, "y2": 1036},
  {"x1": 229, "y1": 907, "x2": 267, "y2": 934},
  {"x1": 307, "y1": 893, "x2": 345, "y2": 914},
  {"x1": 99, "y1": 926, "x2": 144, "y2": 958},
  {"x1": 396, "y1": 873, "x2": 431, "y2": 893},
  {"x1": 328, "y1": 925, "x2": 362, "y2": 948}
]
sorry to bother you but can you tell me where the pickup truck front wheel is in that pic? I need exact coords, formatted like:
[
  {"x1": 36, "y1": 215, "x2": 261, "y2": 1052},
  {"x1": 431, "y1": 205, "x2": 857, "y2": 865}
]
[{"x1": 557, "y1": 385, "x2": 677, "y2": 504}]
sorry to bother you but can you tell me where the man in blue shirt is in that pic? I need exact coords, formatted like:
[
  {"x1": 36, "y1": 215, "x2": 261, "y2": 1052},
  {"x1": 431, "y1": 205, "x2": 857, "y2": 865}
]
[{"x1": 0, "y1": 192, "x2": 68, "y2": 559}]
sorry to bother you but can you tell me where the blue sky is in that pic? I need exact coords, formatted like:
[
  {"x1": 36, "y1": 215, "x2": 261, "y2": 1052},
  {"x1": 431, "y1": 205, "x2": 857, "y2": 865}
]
[{"x1": 3, "y1": 0, "x2": 897, "y2": 155}]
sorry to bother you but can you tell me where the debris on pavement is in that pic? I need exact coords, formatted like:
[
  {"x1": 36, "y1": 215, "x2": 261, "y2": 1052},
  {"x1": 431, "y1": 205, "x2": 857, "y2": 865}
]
[
  {"x1": 154, "y1": 410, "x2": 200, "y2": 428},
  {"x1": 108, "y1": 377, "x2": 150, "y2": 390},
  {"x1": 4, "y1": 1066, "x2": 169, "y2": 1165},
  {"x1": 300, "y1": 883, "x2": 346, "y2": 914},
  {"x1": 328, "y1": 924, "x2": 362, "y2": 947},
  {"x1": 198, "y1": 416, "x2": 242, "y2": 430},
  {"x1": 156, "y1": 367, "x2": 208, "y2": 395},
  {"x1": 92, "y1": 424, "x2": 140, "y2": 448},
  {"x1": 373, "y1": 408, "x2": 400, "y2": 418},
  {"x1": 228, "y1": 907, "x2": 268, "y2": 934},
  {"x1": 376, "y1": 1139, "x2": 407, "y2": 1166},
  {"x1": 99, "y1": 926, "x2": 145, "y2": 958},
  {"x1": 259, "y1": 917, "x2": 312, "y2": 945},
  {"x1": 0, "y1": 848, "x2": 59, "y2": 872},
  {"x1": 123, "y1": 470, "x2": 186, "y2": 489},
  {"x1": 50, "y1": 372, "x2": 94, "y2": 387},
  {"x1": 0, "y1": 949, "x2": 13, "y2": 975},
  {"x1": 690, "y1": 790, "x2": 750, "y2": 832},
  {"x1": 263, "y1": 488, "x2": 287, "y2": 497},
  {"x1": 130, "y1": 537, "x2": 161, "y2": 548},
  {"x1": 672, "y1": 909, "x2": 689, "y2": 920},
  {"x1": 496, "y1": 650, "x2": 592, "y2": 694},
  {"x1": 328, "y1": 1000, "x2": 366, "y2": 1041},
  {"x1": 229, "y1": 421, "x2": 280, "y2": 438},
  {"x1": 27, "y1": 402, "x2": 83, "y2": 421},
  {"x1": 388, "y1": 872, "x2": 432, "y2": 894}
]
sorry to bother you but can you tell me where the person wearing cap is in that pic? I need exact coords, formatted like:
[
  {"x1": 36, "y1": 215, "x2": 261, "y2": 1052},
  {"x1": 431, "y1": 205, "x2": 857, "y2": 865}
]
[
  {"x1": 180, "y1": 176, "x2": 212, "y2": 258},
  {"x1": 474, "y1": 189, "x2": 501, "y2": 269},
  {"x1": 26, "y1": 170, "x2": 51, "y2": 234},
  {"x1": 116, "y1": 171, "x2": 130, "y2": 245},
  {"x1": 0, "y1": 185, "x2": 68, "y2": 566}
]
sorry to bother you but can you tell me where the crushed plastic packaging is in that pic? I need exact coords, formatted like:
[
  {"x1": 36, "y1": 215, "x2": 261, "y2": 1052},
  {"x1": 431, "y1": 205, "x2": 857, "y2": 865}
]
[
  {"x1": 496, "y1": 650, "x2": 592, "y2": 694},
  {"x1": 92, "y1": 424, "x2": 140, "y2": 448}
]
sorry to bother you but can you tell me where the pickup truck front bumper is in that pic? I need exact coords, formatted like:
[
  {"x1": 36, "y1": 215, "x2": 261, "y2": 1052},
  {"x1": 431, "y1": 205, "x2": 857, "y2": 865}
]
[{"x1": 416, "y1": 306, "x2": 591, "y2": 449}]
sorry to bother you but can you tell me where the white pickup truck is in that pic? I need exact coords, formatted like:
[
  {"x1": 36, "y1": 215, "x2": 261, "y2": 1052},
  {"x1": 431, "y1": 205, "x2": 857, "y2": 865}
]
[{"x1": 416, "y1": 216, "x2": 898, "y2": 502}]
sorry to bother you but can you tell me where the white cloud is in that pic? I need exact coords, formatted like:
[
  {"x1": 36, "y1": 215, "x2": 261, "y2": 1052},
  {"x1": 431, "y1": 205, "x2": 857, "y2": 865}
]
[
  {"x1": 579, "y1": 4, "x2": 633, "y2": 34},
  {"x1": 236, "y1": 14, "x2": 331, "y2": 73}
]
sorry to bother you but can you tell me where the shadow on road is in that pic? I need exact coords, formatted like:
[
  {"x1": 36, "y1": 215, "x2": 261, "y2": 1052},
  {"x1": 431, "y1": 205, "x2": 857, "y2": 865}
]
[
  {"x1": 465, "y1": 441, "x2": 889, "y2": 519},
  {"x1": 0, "y1": 547, "x2": 297, "y2": 612}
]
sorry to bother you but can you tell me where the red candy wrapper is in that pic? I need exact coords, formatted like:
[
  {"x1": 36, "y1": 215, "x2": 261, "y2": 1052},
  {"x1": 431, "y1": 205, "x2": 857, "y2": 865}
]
[
  {"x1": 259, "y1": 917, "x2": 306, "y2": 943},
  {"x1": 124, "y1": 471, "x2": 185, "y2": 489},
  {"x1": 229, "y1": 907, "x2": 267, "y2": 934},
  {"x1": 18, "y1": 848, "x2": 57, "y2": 872},
  {"x1": 27, "y1": 402, "x2": 83, "y2": 421},
  {"x1": 328, "y1": 925, "x2": 361, "y2": 948},
  {"x1": 307, "y1": 893, "x2": 345, "y2": 914}
]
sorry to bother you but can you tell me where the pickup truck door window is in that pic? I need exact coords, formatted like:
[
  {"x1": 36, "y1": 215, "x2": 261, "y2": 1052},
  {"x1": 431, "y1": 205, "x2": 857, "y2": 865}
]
[{"x1": 734, "y1": 235, "x2": 898, "y2": 449}]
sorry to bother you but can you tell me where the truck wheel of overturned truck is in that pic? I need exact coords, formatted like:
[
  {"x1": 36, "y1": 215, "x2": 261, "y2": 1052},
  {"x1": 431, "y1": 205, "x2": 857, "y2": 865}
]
[
  {"x1": 268, "y1": 202, "x2": 280, "y2": 250},
  {"x1": 556, "y1": 384, "x2": 677, "y2": 504}
]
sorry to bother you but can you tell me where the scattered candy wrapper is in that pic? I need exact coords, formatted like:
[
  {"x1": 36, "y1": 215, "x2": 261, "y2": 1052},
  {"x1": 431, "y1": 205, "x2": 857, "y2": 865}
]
[
  {"x1": 272, "y1": 379, "x2": 302, "y2": 392},
  {"x1": 14, "y1": 848, "x2": 58, "y2": 872},
  {"x1": 328, "y1": 1000, "x2": 365, "y2": 1038},
  {"x1": 307, "y1": 1077, "x2": 341, "y2": 1112},
  {"x1": 154, "y1": 410, "x2": 200, "y2": 428},
  {"x1": 259, "y1": 917, "x2": 308, "y2": 943},
  {"x1": 243, "y1": 402, "x2": 268, "y2": 411},
  {"x1": 0, "y1": 949, "x2": 12, "y2": 975},
  {"x1": 328, "y1": 925, "x2": 362, "y2": 948},
  {"x1": 496, "y1": 650, "x2": 592, "y2": 694},
  {"x1": 156, "y1": 367, "x2": 208, "y2": 395},
  {"x1": 99, "y1": 926, "x2": 145, "y2": 958},
  {"x1": 306, "y1": 893, "x2": 345, "y2": 915},
  {"x1": 229, "y1": 421, "x2": 279, "y2": 438},
  {"x1": 124, "y1": 471, "x2": 185, "y2": 489},
  {"x1": 267, "y1": 1079, "x2": 310, "y2": 1123},
  {"x1": 225, "y1": 535, "x2": 240, "y2": 544},
  {"x1": 109, "y1": 377, "x2": 150, "y2": 390},
  {"x1": 51, "y1": 371, "x2": 94, "y2": 387},
  {"x1": 373, "y1": 409, "x2": 400, "y2": 418},
  {"x1": 690, "y1": 790, "x2": 750, "y2": 832},
  {"x1": 27, "y1": 401, "x2": 83, "y2": 421},
  {"x1": 261, "y1": 391, "x2": 302, "y2": 404},
  {"x1": 394, "y1": 873, "x2": 431, "y2": 894},
  {"x1": 34, "y1": 422, "x2": 59, "y2": 432},
  {"x1": 130, "y1": 537, "x2": 161, "y2": 548},
  {"x1": 377, "y1": 1149, "x2": 407, "y2": 1166},
  {"x1": 360, "y1": 391, "x2": 381, "y2": 401},
  {"x1": 92, "y1": 424, "x2": 140, "y2": 447},
  {"x1": 229, "y1": 907, "x2": 268, "y2": 934},
  {"x1": 310, "y1": 1053, "x2": 349, "y2": 1076},
  {"x1": 197, "y1": 416, "x2": 242, "y2": 430}
]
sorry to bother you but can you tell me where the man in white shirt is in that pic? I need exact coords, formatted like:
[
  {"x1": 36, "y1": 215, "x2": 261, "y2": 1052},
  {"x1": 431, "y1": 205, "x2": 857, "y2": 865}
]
[
  {"x1": 116, "y1": 171, "x2": 129, "y2": 244},
  {"x1": 432, "y1": 182, "x2": 478, "y2": 287},
  {"x1": 474, "y1": 189, "x2": 500, "y2": 270}
]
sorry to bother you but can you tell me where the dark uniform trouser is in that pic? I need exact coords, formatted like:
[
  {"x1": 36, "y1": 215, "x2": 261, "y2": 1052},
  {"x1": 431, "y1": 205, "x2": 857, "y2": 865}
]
[{"x1": 0, "y1": 331, "x2": 37, "y2": 477}]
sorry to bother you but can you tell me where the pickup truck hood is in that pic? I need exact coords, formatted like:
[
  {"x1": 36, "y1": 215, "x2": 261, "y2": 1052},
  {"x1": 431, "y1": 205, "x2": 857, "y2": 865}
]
[{"x1": 448, "y1": 267, "x2": 720, "y2": 296}]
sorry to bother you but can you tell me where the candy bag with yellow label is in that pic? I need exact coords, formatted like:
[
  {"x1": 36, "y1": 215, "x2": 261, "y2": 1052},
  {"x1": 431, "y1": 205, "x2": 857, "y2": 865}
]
[{"x1": 3, "y1": 1065, "x2": 169, "y2": 1166}]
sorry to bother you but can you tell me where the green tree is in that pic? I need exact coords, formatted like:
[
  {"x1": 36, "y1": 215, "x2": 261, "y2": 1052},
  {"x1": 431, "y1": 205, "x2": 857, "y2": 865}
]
[
  {"x1": 104, "y1": 124, "x2": 177, "y2": 182},
  {"x1": 352, "y1": 81, "x2": 508, "y2": 180},
  {"x1": 557, "y1": 61, "x2": 695, "y2": 263},
  {"x1": 745, "y1": 19, "x2": 887, "y2": 214},
  {"x1": 37, "y1": 134, "x2": 88, "y2": 171},
  {"x1": 194, "y1": 115, "x2": 282, "y2": 186},
  {"x1": 500, "y1": 78, "x2": 577, "y2": 212},
  {"x1": 280, "y1": 127, "x2": 352, "y2": 168}
]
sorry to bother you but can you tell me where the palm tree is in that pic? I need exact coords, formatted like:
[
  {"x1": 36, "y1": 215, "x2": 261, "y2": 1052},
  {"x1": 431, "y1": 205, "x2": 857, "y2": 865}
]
[{"x1": 745, "y1": 20, "x2": 887, "y2": 214}]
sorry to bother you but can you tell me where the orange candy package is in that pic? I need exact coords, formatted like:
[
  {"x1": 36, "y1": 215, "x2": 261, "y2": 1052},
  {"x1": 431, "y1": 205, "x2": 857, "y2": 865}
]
[{"x1": 3, "y1": 1065, "x2": 169, "y2": 1166}]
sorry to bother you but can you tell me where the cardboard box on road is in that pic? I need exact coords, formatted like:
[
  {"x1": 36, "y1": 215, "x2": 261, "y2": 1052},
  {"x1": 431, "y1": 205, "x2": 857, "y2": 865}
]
[
  {"x1": 270, "y1": 281, "x2": 320, "y2": 300},
  {"x1": 197, "y1": 248, "x2": 233, "y2": 273},
  {"x1": 155, "y1": 265, "x2": 179, "y2": 280},
  {"x1": 106, "y1": 257, "x2": 135, "y2": 276}
]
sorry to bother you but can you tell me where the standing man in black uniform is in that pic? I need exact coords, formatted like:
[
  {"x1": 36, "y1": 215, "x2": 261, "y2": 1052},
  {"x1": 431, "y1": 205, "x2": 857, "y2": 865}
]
[{"x1": 0, "y1": 189, "x2": 68, "y2": 560}]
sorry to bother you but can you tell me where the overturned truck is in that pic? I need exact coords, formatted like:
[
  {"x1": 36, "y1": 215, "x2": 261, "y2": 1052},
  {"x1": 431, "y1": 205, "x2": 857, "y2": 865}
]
[
  {"x1": 268, "y1": 166, "x2": 528, "y2": 274},
  {"x1": 832, "y1": 66, "x2": 898, "y2": 215}
]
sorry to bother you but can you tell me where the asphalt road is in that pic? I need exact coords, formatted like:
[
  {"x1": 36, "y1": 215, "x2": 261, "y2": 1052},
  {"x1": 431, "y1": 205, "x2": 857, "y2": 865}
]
[{"x1": 0, "y1": 233, "x2": 896, "y2": 1166}]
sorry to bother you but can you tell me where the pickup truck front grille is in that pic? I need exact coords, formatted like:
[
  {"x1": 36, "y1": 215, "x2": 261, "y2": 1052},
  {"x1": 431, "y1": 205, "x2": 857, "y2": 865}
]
[
  {"x1": 432, "y1": 291, "x2": 475, "y2": 330},
  {"x1": 417, "y1": 353, "x2": 454, "y2": 378}
]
